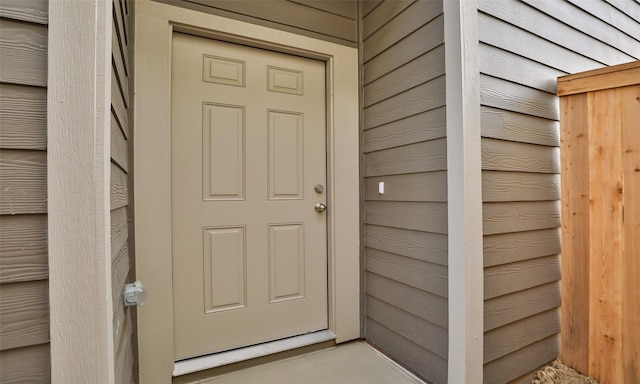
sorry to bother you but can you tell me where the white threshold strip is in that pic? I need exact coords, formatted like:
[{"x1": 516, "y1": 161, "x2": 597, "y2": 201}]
[{"x1": 173, "y1": 330, "x2": 336, "y2": 377}]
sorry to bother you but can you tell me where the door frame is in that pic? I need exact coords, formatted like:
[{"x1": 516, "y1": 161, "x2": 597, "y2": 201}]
[{"x1": 133, "y1": 1, "x2": 360, "y2": 383}]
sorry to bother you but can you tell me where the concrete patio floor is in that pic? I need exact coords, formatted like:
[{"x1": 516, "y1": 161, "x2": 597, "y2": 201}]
[{"x1": 188, "y1": 341, "x2": 427, "y2": 384}]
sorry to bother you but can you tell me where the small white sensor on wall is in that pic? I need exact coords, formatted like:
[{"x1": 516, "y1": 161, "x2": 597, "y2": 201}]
[{"x1": 378, "y1": 181, "x2": 385, "y2": 195}]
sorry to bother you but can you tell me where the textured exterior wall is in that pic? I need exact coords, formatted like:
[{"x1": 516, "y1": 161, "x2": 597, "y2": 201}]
[
  {"x1": 477, "y1": 1, "x2": 640, "y2": 383},
  {"x1": 361, "y1": 1, "x2": 448, "y2": 382},
  {"x1": 111, "y1": 0, "x2": 136, "y2": 382},
  {"x1": 0, "y1": 1, "x2": 50, "y2": 382},
  {"x1": 153, "y1": 0, "x2": 358, "y2": 46}
]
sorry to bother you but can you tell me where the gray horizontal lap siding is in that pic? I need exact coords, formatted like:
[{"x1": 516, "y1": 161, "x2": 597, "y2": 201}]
[
  {"x1": 477, "y1": 0, "x2": 640, "y2": 383},
  {"x1": 0, "y1": 0, "x2": 50, "y2": 382},
  {"x1": 152, "y1": 0, "x2": 358, "y2": 46},
  {"x1": 111, "y1": 0, "x2": 135, "y2": 383},
  {"x1": 361, "y1": 1, "x2": 447, "y2": 383}
]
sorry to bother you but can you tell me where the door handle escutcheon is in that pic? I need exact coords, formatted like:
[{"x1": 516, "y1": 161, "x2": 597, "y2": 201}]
[{"x1": 314, "y1": 203, "x2": 327, "y2": 212}]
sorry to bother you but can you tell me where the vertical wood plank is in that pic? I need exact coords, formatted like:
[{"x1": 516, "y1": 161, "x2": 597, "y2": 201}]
[
  {"x1": 559, "y1": 93, "x2": 590, "y2": 373},
  {"x1": 560, "y1": 64, "x2": 640, "y2": 383},
  {"x1": 621, "y1": 84, "x2": 640, "y2": 383},
  {"x1": 587, "y1": 89, "x2": 624, "y2": 383}
]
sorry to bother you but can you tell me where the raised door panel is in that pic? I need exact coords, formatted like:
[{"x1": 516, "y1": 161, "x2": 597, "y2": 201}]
[
  {"x1": 202, "y1": 103, "x2": 245, "y2": 200},
  {"x1": 269, "y1": 223, "x2": 305, "y2": 303},
  {"x1": 203, "y1": 226, "x2": 247, "y2": 313},
  {"x1": 268, "y1": 111, "x2": 304, "y2": 199}
]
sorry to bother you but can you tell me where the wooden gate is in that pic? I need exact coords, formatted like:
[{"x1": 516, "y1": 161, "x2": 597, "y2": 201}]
[{"x1": 558, "y1": 61, "x2": 639, "y2": 384}]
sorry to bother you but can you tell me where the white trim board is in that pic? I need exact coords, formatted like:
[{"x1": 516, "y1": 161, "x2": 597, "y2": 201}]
[
  {"x1": 134, "y1": 1, "x2": 360, "y2": 383},
  {"x1": 444, "y1": 0, "x2": 485, "y2": 382},
  {"x1": 47, "y1": 0, "x2": 115, "y2": 383}
]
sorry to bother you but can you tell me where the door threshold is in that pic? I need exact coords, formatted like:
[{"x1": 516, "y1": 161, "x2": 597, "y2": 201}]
[{"x1": 173, "y1": 330, "x2": 336, "y2": 377}]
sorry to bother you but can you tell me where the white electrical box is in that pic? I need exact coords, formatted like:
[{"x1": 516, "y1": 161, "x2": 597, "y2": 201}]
[{"x1": 124, "y1": 281, "x2": 146, "y2": 307}]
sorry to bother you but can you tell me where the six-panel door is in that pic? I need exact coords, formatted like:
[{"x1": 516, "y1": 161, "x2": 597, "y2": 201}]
[{"x1": 171, "y1": 32, "x2": 328, "y2": 360}]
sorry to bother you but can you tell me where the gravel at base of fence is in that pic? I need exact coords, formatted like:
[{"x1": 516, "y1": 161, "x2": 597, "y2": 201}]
[{"x1": 532, "y1": 359, "x2": 599, "y2": 384}]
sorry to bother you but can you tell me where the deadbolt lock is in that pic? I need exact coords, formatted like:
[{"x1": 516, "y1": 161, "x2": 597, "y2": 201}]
[{"x1": 314, "y1": 184, "x2": 324, "y2": 193}]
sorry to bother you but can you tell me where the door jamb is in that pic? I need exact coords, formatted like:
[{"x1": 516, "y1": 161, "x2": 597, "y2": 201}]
[{"x1": 134, "y1": 1, "x2": 360, "y2": 383}]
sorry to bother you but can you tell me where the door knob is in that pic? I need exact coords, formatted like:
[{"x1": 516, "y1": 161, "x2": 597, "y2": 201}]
[{"x1": 314, "y1": 203, "x2": 327, "y2": 212}]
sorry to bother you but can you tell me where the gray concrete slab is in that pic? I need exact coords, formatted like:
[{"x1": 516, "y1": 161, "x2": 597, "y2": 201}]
[{"x1": 194, "y1": 341, "x2": 426, "y2": 384}]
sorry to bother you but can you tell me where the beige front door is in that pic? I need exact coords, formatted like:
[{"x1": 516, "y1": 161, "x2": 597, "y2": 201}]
[{"x1": 170, "y1": 32, "x2": 328, "y2": 361}]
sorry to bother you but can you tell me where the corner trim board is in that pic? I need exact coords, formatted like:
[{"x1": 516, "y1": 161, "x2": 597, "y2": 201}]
[
  {"x1": 444, "y1": 0, "x2": 484, "y2": 381},
  {"x1": 47, "y1": 0, "x2": 115, "y2": 383}
]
